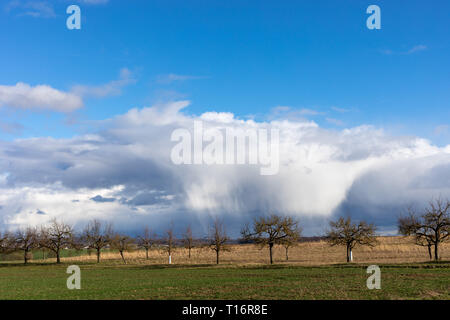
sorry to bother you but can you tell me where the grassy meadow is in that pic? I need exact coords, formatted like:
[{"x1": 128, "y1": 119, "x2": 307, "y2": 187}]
[{"x1": 0, "y1": 236, "x2": 449, "y2": 300}]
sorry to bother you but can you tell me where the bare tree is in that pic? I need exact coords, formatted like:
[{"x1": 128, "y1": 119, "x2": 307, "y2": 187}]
[
  {"x1": 39, "y1": 219, "x2": 74, "y2": 264},
  {"x1": 326, "y1": 216, "x2": 377, "y2": 263},
  {"x1": 83, "y1": 220, "x2": 113, "y2": 263},
  {"x1": 137, "y1": 226, "x2": 155, "y2": 260},
  {"x1": 398, "y1": 198, "x2": 450, "y2": 261},
  {"x1": 241, "y1": 214, "x2": 301, "y2": 264},
  {"x1": 208, "y1": 218, "x2": 229, "y2": 264},
  {"x1": 0, "y1": 231, "x2": 14, "y2": 255},
  {"x1": 399, "y1": 208, "x2": 433, "y2": 260},
  {"x1": 163, "y1": 223, "x2": 176, "y2": 264},
  {"x1": 14, "y1": 227, "x2": 38, "y2": 264},
  {"x1": 417, "y1": 235, "x2": 434, "y2": 260},
  {"x1": 30, "y1": 230, "x2": 49, "y2": 261},
  {"x1": 183, "y1": 225, "x2": 195, "y2": 259},
  {"x1": 38, "y1": 245, "x2": 49, "y2": 261},
  {"x1": 279, "y1": 228, "x2": 301, "y2": 261},
  {"x1": 70, "y1": 233, "x2": 86, "y2": 252},
  {"x1": 111, "y1": 234, "x2": 134, "y2": 264}
]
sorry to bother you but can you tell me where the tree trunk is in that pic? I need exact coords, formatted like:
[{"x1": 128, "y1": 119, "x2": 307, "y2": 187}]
[
  {"x1": 346, "y1": 244, "x2": 353, "y2": 263},
  {"x1": 96, "y1": 248, "x2": 101, "y2": 263},
  {"x1": 24, "y1": 250, "x2": 28, "y2": 264},
  {"x1": 145, "y1": 248, "x2": 149, "y2": 260},
  {"x1": 427, "y1": 244, "x2": 432, "y2": 260},
  {"x1": 285, "y1": 247, "x2": 289, "y2": 261},
  {"x1": 434, "y1": 242, "x2": 439, "y2": 261},
  {"x1": 189, "y1": 247, "x2": 191, "y2": 259},
  {"x1": 56, "y1": 251, "x2": 61, "y2": 264},
  {"x1": 120, "y1": 251, "x2": 126, "y2": 264},
  {"x1": 216, "y1": 250, "x2": 220, "y2": 265},
  {"x1": 269, "y1": 243, "x2": 274, "y2": 264}
]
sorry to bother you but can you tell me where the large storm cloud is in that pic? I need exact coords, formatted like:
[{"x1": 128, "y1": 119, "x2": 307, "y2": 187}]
[{"x1": 0, "y1": 101, "x2": 449, "y2": 236}]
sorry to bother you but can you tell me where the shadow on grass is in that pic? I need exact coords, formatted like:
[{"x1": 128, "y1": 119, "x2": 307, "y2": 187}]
[
  {"x1": 132, "y1": 263, "x2": 219, "y2": 270},
  {"x1": 0, "y1": 262, "x2": 62, "y2": 268},
  {"x1": 0, "y1": 260, "x2": 117, "y2": 268},
  {"x1": 0, "y1": 260, "x2": 225, "y2": 270}
]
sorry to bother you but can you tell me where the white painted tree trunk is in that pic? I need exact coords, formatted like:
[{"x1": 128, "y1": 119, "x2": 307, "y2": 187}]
[
  {"x1": 349, "y1": 248, "x2": 353, "y2": 262},
  {"x1": 169, "y1": 255, "x2": 172, "y2": 264}
]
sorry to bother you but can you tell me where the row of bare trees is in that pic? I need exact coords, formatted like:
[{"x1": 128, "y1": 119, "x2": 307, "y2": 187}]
[
  {"x1": 0, "y1": 221, "x2": 74, "y2": 264},
  {"x1": 0, "y1": 215, "x2": 302, "y2": 265},
  {"x1": 0, "y1": 219, "x2": 129, "y2": 264},
  {"x1": 140, "y1": 215, "x2": 304, "y2": 265},
  {"x1": 0, "y1": 214, "x2": 373, "y2": 265},
  {"x1": 0, "y1": 198, "x2": 448, "y2": 264}
]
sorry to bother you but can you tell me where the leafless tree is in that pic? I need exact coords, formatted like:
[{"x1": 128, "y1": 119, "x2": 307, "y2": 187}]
[
  {"x1": 111, "y1": 234, "x2": 134, "y2": 264},
  {"x1": 70, "y1": 233, "x2": 86, "y2": 252},
  {"x1": 38, "y1": 245, "x2": 49, "y2": 261},
  {"x1": 39, "y1": 219, "x2": 74, "y2": 264},
  {"x1": 398, "y1": 198, "x2": 450, "y2": 261},
  {"x1": 241, "y1": 214, "x2": 301, "y2": 264},
  {"x1": 326, "y1": 216, "x2": 377, "y2": 263},
  {"x1": 279, "y1": 228, "x2": 301, "y2": 261},
  {"x1": 416, "y1": 234, "x2": 434, "y2": 260},
  {"x1": 183, "y1": 225, "x2": 195, "y2": 259},
  {"x1": 82, "y1": 219, "x2": 114, "y2": 263},
  {"x1": 0, "y1": 231, "x2": 14, "y2": 255},
  {"x1": 162, "y1": 223, "x2": 176, "y2": 264},
  {"x1": 398, "y1": 207, "x2": 434, "y2": 260},
  {"x1": 137, "y1": 226, "x2": 156, "y2": 260},
  {"x1": 208, "y1": 218, "x2": 229, "y2": 264},
  {"x1": 14, "y1": 227, "x2": 39, "y2": 264}
]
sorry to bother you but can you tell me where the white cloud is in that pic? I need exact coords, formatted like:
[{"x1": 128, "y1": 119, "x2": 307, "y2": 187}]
[
  {"x1": 270, "y1": 106, "x2": 325, "y2": 121},
  {"x1": 331, "y1": 106, "x2": 352, "y2": 113},
  {"x1": 0, "y1": 82, "x2": 83, "y2": 112},
  {"x1": 381, "y1": 44, "x2": 427, "y2": 55},
  {"x1": 71, "y1": 68, "x2": 135, "y2": 98},
  {"x1": 156, "y1": 73, "x2": 208, "y2": 84},
  {"x1": 297, "y1": 108, "x2": 323, "y2": 116},
  {"x1": 0, "y1": 69, "x2": 135, "y2": 113},
  {"x1": 0, "y1": 101, "x2": 449, "y2": 235},
  {"x1": 407, "y1": 45, "x2": 427, "y2": 54},
  {"x1": 326, "y1": 118, "x2": 344, "y2": 126},
  {"x1": 200, "y1": 112, "x2": 236, "y2": 123},
  {"x1": 5, "y1": 1, "x2": 56, "y2": 18},
  {"x1": 434, "y1": 125, "x2": 449, "y2": 136}
]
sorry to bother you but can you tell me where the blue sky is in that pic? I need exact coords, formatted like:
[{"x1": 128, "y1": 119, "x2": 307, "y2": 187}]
[
  {"x1": 1, "y1": 0, "x2": 449, "y2": 143},
  {"x1": 0, "y1": 1, "x2": 449, "y2": 235}
]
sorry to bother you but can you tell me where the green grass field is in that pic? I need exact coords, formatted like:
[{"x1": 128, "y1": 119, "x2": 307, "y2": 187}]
[{"x1": 0, "y1": 262, "x2": 449, "y2": 300}]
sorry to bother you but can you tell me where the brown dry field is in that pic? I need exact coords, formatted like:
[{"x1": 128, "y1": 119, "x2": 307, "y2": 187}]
[{"x1": 63, "y1": 236, "x2": 450, "y2": 265}]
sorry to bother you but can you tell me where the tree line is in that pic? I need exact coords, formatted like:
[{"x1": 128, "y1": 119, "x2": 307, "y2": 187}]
[{"x1": 0, "y1": 198, "x2": 448, "y2": 265}]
